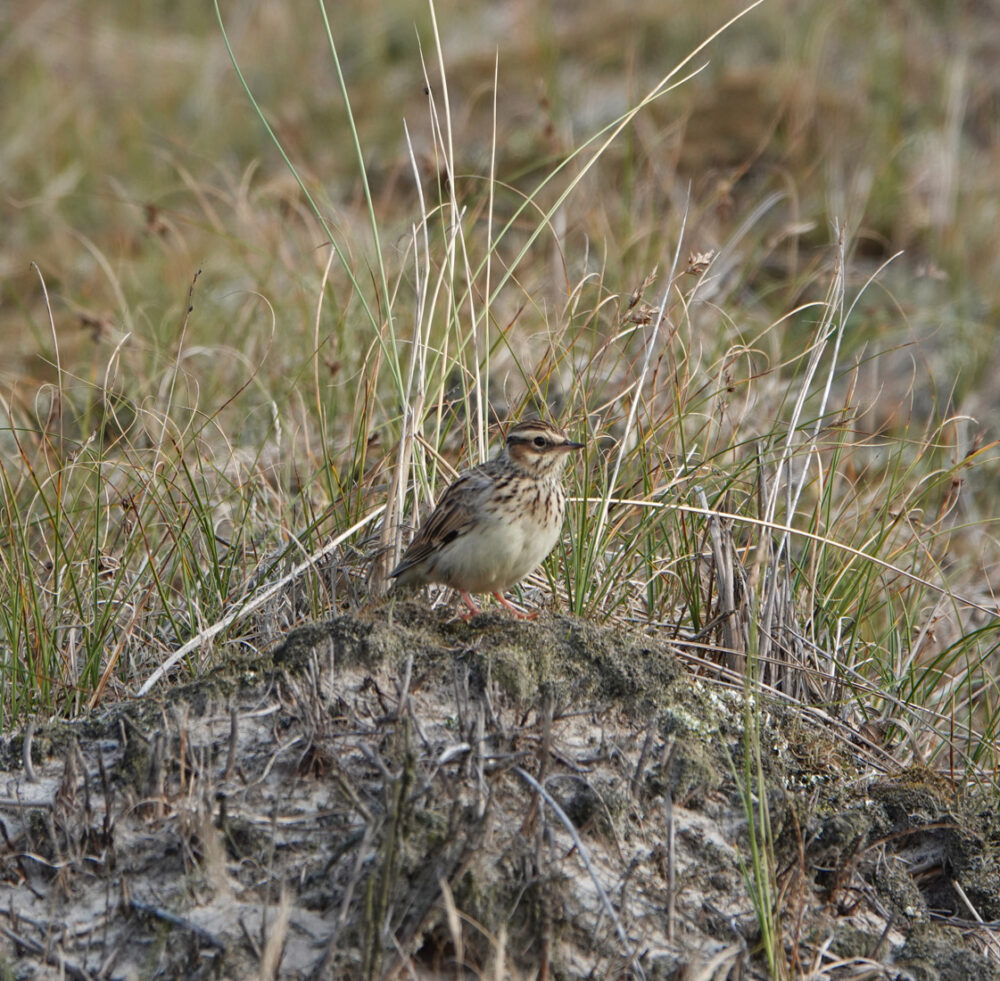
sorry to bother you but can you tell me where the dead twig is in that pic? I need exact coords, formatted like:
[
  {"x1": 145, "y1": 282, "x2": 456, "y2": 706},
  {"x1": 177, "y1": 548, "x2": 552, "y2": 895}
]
[
  {"x1": 513, "y1": 767, "x2": 645, "y2": 981},
  {"x1": 130, "y1": 899, "x2": 227, "y2": 951},
  {"x1": 0, "y1": 923, "x2": 95, "y2": 981}
]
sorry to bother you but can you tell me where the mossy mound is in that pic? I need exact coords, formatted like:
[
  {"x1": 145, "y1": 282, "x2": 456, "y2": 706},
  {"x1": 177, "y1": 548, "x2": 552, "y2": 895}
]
[{"x1": 2, "y1": 604, "x2": 998, "y2": 979}]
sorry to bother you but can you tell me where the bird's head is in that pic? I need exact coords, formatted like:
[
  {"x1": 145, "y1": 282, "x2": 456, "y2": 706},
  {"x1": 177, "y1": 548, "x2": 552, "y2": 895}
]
[{"x1": 504, "y1": 419, "x2": 584, "y2": 477}]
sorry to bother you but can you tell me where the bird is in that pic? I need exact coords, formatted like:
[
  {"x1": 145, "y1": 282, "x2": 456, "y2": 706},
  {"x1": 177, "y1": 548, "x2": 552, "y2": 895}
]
[{"x1": 389, "y1": 418, "x2": 584, "y2": 618}]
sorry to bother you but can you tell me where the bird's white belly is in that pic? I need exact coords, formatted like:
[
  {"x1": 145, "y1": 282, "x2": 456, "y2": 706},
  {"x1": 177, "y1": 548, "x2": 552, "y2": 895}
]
[{"x1": 437, "y1": 508, "x2": 561, "y2": 593}]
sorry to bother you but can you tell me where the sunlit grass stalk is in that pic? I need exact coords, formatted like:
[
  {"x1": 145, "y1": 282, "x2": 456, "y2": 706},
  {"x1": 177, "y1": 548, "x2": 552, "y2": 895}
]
[
  {"x1": 739, "y1": 608, "x2": 785, "y2": 979},
  {"x1": 214, "y1": 0, "x2": 389, "y2": 347}
]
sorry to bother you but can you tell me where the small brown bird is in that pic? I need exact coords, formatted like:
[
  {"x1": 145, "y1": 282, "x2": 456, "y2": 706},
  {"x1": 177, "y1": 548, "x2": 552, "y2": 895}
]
[{"x1": 389, "y1": 419, "x2": 584, "y2": 617}]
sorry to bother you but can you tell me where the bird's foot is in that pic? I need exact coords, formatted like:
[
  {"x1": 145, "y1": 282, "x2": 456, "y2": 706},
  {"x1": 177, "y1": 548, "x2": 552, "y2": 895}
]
[
  {"x1": 492, "y1": 591, "x2": 537, "y2": 620},
  {"x1": 459, "y1": 591, "x2": 484, "y2": 621}
]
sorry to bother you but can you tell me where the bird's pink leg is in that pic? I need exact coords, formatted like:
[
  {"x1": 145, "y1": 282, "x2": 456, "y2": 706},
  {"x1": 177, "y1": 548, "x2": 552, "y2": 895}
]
[
  {"x1": 459, "y1": 591, "x2": 483, "y2": 620},
  {"x1": 492, "y1": 591, "x2": 538, "y2": 620}
]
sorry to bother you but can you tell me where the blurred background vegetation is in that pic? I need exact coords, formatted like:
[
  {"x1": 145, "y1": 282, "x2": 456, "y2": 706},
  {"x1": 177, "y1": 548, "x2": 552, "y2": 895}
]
[{"x1": 5, "y1": 0, "x2": 999, "y2": 409}]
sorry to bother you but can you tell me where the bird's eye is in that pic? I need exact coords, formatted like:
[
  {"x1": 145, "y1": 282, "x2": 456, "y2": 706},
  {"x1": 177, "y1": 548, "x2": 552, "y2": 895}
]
[{"x1": 533, "y1": 436, "x2": 547, "y2": 448}]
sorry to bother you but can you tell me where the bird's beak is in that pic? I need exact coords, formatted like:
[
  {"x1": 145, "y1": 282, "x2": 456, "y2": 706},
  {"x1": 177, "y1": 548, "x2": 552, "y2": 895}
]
[{"x1": 564, "y1": 440, "x2": 585, "y2": 451}]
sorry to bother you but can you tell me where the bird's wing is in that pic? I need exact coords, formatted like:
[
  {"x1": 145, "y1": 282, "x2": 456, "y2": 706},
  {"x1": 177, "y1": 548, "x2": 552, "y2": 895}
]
[{"x1": 391, "y1": 468, "x2": 493, "y2": 577}]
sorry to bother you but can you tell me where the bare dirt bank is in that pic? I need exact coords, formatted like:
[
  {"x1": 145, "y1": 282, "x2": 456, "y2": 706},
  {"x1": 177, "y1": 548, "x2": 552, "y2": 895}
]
[{"x1": 2, "y1": 605, "x2": 999, "y2": 979}]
